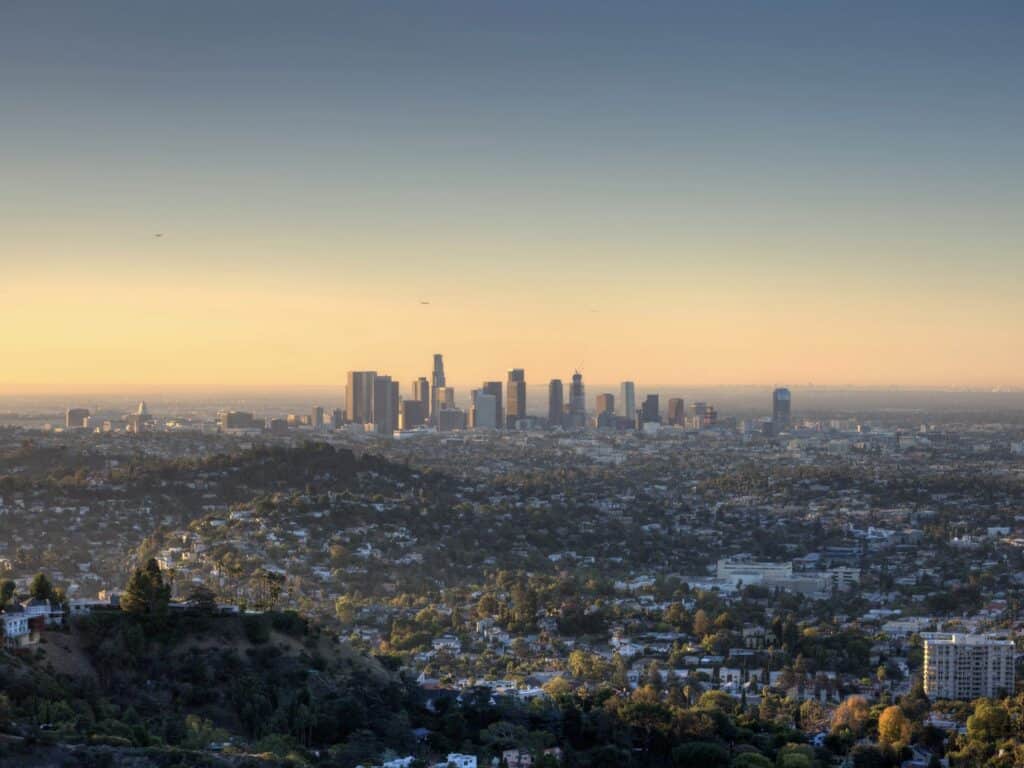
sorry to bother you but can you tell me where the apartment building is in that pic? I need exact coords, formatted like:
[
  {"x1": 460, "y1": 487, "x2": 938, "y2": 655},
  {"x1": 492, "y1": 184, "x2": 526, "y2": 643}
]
[{"x1": 923, "y1": 633, "x2": 1015, "y2": 699}]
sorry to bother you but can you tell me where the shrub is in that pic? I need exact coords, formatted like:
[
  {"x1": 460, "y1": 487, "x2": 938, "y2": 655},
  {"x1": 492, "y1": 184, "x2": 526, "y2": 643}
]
[{"x1": 242, "y1": 614, "x2": 271, "y2": 644}]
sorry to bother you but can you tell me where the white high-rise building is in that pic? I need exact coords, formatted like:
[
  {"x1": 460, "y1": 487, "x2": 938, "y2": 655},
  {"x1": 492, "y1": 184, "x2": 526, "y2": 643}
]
[
  {"x1": 923, "y1": 633, "x2": 1015, "y2": 699},
  {"x1": 619, "y1": 381, "x2": 635, "y2": 420}
]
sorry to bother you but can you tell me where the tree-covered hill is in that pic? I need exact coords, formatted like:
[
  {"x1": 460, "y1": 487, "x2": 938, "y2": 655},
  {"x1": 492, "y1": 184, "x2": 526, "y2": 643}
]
[{"x1": 0, "y1": 609, "x2": 420, "y2": 767}]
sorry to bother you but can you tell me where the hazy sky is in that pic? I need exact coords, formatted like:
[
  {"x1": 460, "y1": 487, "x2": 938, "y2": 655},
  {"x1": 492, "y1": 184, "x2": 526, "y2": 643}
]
[{"x1": 2, "y1": 1, "x2": 1022, "y2": 394}]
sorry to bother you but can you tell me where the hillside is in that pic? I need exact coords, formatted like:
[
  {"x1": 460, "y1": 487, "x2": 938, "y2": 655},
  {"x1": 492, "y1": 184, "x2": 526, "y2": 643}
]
[{"x1": 0, "y1": 610, "x2": 420, "y2": 767}]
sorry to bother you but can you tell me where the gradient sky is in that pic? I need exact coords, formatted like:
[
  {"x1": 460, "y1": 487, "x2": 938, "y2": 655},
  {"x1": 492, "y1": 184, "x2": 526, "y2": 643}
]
[{"x1": 2, "y1": 1, "x2": 1022, "y2": 394}]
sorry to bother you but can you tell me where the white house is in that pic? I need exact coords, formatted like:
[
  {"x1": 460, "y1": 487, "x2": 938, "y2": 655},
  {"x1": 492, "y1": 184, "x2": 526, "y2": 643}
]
[
  {"x1": 438, "y1": 755, "x2": 476, "y2": 768},
  {"x1": 21, "y1": 598, "x2": 65, "y2": 626},
  {"x1": 1, "y1": 606, "x2": 32, "y2": 649},
  {"x1": 432, "y1": 635, "x2": 462, "y2": 653}
]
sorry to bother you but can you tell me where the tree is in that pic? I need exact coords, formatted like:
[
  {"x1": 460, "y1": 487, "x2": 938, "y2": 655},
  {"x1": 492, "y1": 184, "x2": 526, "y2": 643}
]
[
  {"x1": 698, "y1": 690, "x2": 736, "y2": 713},
  {"x1": 335, "y1": 595, "x2": 357, "y2": 625},
  {"x1": 693, "y1": 609, "x2": 712, "y2": 637},
  {"x1": 673, "y1": 741, "x2": 729, "y2": 768},
  {"x1": 731, "y1": 754, "x2": 773, "y2": 768},
  {"x1": 479, "y1": 720, "x2": 525, "y2": 750},
  {"x1": 542, "y1": 676, "x2": 572, "y2": 698},
  {"x1": 476, "y1": 593, "x2": 499, "y2": 618},
  {"x1": 901, "y1": 678, "x2": 930, "y2": 722},
  {"x1": 250, "y1": 568, "x2": 285, "y2": 610},
  {"x1": 181, "y1": 714, "x2": 230, "y2": 750},
  {"x1": 0, "y1": 579, "x2": 15, "y2": 608},
  {"x1": 328, "y1": 543, "x2": 348, "y2": 565},
  {"x1": 877, "y1": 705, "x2": 911, "y2": 749},
  {"x1": 798, "y1": 698, "x2": 828, "y2": 733},
  {"x1": 121, "y1": 558, "x2": 171, "y2": 615},
  {"x1": 510, "y1": 637, "x2": 529, "y2": 658},
  {"x1": 29, "y1": 572, "x2": 54, "y2": 602},
  {"x1": 966, "y1": 699, "x2": 1010, "y2": 744},
  {"x1": 776, "y1": 744, "x2": 814, "y2": 768},
  {"x1": 186, "y1": 585, "x2": 217, "y2": 614},
  {"x1": 831, "y1": 695, "x2": 870, "y2": 737},
  {"x1": 850, "y1": 744, "x2": 886, "y2": 768}
]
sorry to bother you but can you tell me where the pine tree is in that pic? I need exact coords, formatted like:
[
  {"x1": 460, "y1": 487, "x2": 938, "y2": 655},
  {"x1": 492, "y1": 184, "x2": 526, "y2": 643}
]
[
  {"x1": 122, "y1": 558, "x2": 171, "y2": 614},
  {"x1": 29, "y1": 572, "x2": 53, "y2": 602}
]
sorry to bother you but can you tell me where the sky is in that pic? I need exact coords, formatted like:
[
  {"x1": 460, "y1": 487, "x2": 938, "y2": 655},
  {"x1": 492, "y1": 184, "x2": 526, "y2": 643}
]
[{"x1": 2, "y1": 1, "x2": 1022, "y2": 394}]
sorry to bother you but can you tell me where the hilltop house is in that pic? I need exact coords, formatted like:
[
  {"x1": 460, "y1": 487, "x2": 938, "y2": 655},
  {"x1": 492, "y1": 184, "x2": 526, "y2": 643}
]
[{"x1": 1, "y1": 605, "x2": 34, "y2": 649}]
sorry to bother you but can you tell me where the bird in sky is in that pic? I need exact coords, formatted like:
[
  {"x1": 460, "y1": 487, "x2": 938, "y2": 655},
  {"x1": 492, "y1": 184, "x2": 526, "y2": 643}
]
[
  {"x1": 420, "y1": 300, "x2": 430, "y2": 305},
  {"x1": 153, "y1": 233, "x2": 164, "y2": 238}
]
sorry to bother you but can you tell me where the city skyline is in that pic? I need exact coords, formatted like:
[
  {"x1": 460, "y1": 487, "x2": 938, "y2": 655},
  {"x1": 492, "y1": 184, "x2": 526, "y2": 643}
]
[
  {"x1": 3, "y1": 5, "x2": 1024, "y2": 764},
  {"x1": 3, "y1": 2, "x2": 1023, "y2": 393}
]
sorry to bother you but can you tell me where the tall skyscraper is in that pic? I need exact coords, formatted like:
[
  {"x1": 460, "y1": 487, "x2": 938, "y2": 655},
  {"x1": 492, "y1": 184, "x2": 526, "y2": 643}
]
[
  {"x1": 437, "y1": 408, "x2": 466, "y2": 431},
  {"x1": 311, "y1": 405, "x2": 324, "y2": 430},
  {"x1": 640, "y1": 394, "x2": 660, "y2": 425},
  {"x1": 430, "y1": 354, "x2": 446, "y2": 422},
  {"x1": 389, "y1": 380, "x2": 399, "y2": 431},
  {"x1": 506, "y1": 368, "x2": 526, "y2": 428},
  {"x1": 65, "y1": 408, "x2": 90, "y2": 429},
  {"x1": 399, "y1": 398, "x2": 426, "y2": 430},
  {"x1": 220, "y1": 411, "x2": 260, "y2": 430},
  {"x1": 372, "y1": 375, "x2": 398, "y2": 434},
  {"x1": 470, "y1": 390, "x2": 498, "y2": 429},
  {"x1": 436, "y1": 386, "x2": 455, "y2": 410},
  {"x1": 619, "y1": 381, "x2": 636, "y2": 419},
  {"x1": 548, "y1": 379, "x2": 564, "y2": 427},
  {"x1": 346, "y1": 371, "x2": 376, "y2": 423},
  {"x1": 595, "y1": 393, "x2": 615, "y2": 429},
  {"x1": 331, "y1": 408, "x2": 344, "y2": 429},
  {"x1": 666, "y1": 398, "x2": 685, "y2": 426},
  {"x1": 482, "y1": 381, "x2": 503, "y2": 428},
  {"x1": 690, "y1": 401, "x2": 718, "y2": 429},
  {"x1": 772, "y1": 387, "x2": 792, "y2": 431},
  {"x1": 411, "y1": 374, "x2": 428, "y2": 399},
  {"x1": 411, "y1": 380, "x2": 428, "y2": 434},
  {"x1": 567, "y1": 371, "x2": 586, "y2": 429}
]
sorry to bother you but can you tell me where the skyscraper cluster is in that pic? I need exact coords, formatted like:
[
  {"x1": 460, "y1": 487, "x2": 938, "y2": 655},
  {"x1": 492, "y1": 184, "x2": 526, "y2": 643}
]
[
  {"x1": 344, "y1": 370, "x2": 400, "y2": 434},
  {"x1": 344, "y1": 355, "x2": 463, "y2": 434},
  {"x1": 334, "y1": 355, "x2": 791, "y2": 437}
]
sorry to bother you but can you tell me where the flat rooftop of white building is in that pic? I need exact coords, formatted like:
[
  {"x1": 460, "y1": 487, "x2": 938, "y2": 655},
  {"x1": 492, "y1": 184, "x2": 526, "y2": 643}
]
[{"x1": 922, "y1": 632, "x2": 1014, "y2": 646}]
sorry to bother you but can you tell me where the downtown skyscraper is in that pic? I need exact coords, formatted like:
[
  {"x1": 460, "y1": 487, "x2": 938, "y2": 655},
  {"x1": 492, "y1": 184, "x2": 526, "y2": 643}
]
[
  {"x1": 548, "y1": 379, "x2": 564, "y2": 427},
  {"x1": 619, "y1": 381, "x2": 636, "y2": 420},
  {"x1": 373, "y1": 375, "x2": 399, "y2": 434},
  {"x1": 470, "y1": 389, "x2": 498, "y2": 429},
  {"x1": 567, "y1": 371, "x2": 586, "y2": 429},
  {"x1": 346, "y1": 371, "x2": 376, "y2": 424},
  {"x1": 773, "y1": 387, "x2": 792, "y2": 431},
  {"x1": 482, "y1": 381, "x2": 503, "y2": 428},
  {"x1": 595, "y1": 393, "x2": 615, "y2": 416},
  {"x1": 413, "y1": 376, "x2": 430, "y2": 412},
  {"x1": 666, "y1": 397, "x2": 685, "y2": 426},
  {"x1": 430, "y1": 353, "x2": 446, "y2": 423},
  {"x1": 640, "y1": 393, "x2": 660, "y2": 425},
  {"x1": 506, "y1": 368, "x2": 526, "y2": 428}
]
